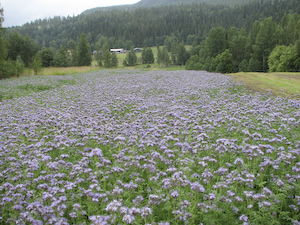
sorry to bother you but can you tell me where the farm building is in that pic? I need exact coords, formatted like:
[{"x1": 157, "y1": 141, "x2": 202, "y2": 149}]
[
  {"x1": 134, "y1": 48, "x2": 143, "y2": 53},
  {"x1": 110, "y1": 48, "x2": 127, "y2": 54}
]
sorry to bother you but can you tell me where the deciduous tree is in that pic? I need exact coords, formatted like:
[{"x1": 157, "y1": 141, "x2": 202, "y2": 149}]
[
  {"x1": 30, "y1": 53, "x2": 43, "y2": 75},
  {"x1": 215, "y1": 49, "x2": 233, "y2": 73},
  {"x1": 40, "y1": 47, "x2": 54, "y2": 67}
]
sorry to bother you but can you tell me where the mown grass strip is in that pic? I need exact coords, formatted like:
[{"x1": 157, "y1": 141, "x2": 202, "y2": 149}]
[{"x1": 229, "y1": 72, "x2": 300, "y2": 98}]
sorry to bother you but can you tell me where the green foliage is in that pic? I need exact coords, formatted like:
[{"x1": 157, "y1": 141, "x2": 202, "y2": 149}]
[
  {"x1": 6, "y1": 32, "x2": 39, "y2": 67},
  {"x1": 249, "y1": 57, "x2": 261, "y2": 72},
  {"x1": 7, "y1": 0, "x2": 300, "y2": 51},
  {"x1": 0, "y1": 5, "x2": 7, "y2": 75},
  {"x1": 101, "y1": 43, "x2": 113, "y2": 68},
  {"x1": 157, "y1": 46, "x2": 170, "y2": 67},
  {"x1": 176, "y1": 42, "x2": 189, "y2": 66},
  {"x1": 15, "y1": 55, "x2": 25, "y2": 77},
  {"x1": 268, "y1": 43, "x2": 300, "y2": 72},
  {"x1": 142, "y1": 46, "x2": 154, "y2": 64},
  {"x1": 162, "y1": 46, "x2": 170, "y2": 67},
  {"x1": 204, "y1": 57, "x2": 216, "y2": 72},
  {"x1": 30, "y1": 53, "x2": 43, "y2": 75},
  {"x1": 0, "y1": 60, "x2": 17, "y2": 79},
  {"x1": 96, "y1": 42, "x2": 118, "y2": 68},
  {"x1": 68, "y1": 40, "x2": 77, "y2": 66},
  {"x1": 164, "y1": 35, "x2": 178, "y2": 52},
  {"x1": 229, "y1": 28, "x2": 248, "y2": 64},
  {"x1": 77, "y1": 33, "x2": 92, "y2": 66},
  {"x1": 125, "y1": 40, "x2": 135, "y2": 50},
  {"x1": 40, "y1": 47, "x2": 54, "y2": 67},
  {"x1": 124, "y1": 46, "x2": 137, "y2": 66},
  {"x1": 215, "y1": 49, "x2": 233, "y2": 73},
  {"x1": 16, "y1": 83, "x2": 52, "y2": 92},
  {"x1": 111, "y1": 52, "x2": 118, "y2": 68},
  {"x1": 52, "y1": 46, "x2": 69, "y2": 67},
  {"x1": 252, "y1": 17, "x2": 279, "y2": 71},
  {"x1": 185, "y1": 55, "x2": 202, "y2": 70},
  {"x1": 239, "y1": 59, "x2": 250, "y2": 72},
  {"x1": 205, "y1": 27, "x2": 226, "y2": 58},
  {"x1": 157, "y1": 46, "x2": 162, "y2": 65},
  {"x1": 187, "y1": 13, "x2": 300, "y2": 73}
]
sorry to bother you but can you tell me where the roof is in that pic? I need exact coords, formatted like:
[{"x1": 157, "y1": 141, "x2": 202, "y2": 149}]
[{"x1": 110, "y1": 48, "x2": 124, "y2": 52}]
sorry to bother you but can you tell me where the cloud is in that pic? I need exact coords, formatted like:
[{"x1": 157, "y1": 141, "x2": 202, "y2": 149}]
[{"x1": 1, "y1": 0, "x2": 139, "y2": 27}]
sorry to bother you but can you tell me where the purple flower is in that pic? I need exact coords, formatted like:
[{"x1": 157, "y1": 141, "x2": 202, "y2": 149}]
[
  {"x1": 141, "y1": 207, "x2": 153, "y2": 218},
  {"x1": 191, "y1": 182, "x2": 205, "y2": 193},
  {"x1": 122, "y1": 214, "x2": 135, "y2": 224},
  {"x1": 239, "y1": 214, "x2": 248, "y2": 222},
  {"x1": 171, "y1": 190, "x2": 179, "y2": 199},
  {"x1": 69, "y1": 212, "x2": 77, "y2": 218},
  {"x1": 105, "y1": 200, "x2": 122, "y2": 212},
  {"x1": 234, "y1": 157, "x2": 244, "y2": 165}
]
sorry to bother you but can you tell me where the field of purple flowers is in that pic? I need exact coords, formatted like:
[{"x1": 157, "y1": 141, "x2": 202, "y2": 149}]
[{"x1": 1, "y1": 70, "x2": 300, "y2": 225}]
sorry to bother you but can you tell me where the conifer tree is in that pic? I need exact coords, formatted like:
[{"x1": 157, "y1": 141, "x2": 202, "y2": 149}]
[
  {"x1": 102, "y1": 43, "x2": 112, "y2": 68},
  {"x1": 0, "y1": 5, "x2": 6, "y2": 63},
  {"x1": 77, "y1": 33, "x2": 92, "y2": 66},
  {"x1": 111, "y1": 52, "x2": 118, "y2": 68},
  {"x1": 124, "y1": 46, "x2": 137, "y2": 66}
]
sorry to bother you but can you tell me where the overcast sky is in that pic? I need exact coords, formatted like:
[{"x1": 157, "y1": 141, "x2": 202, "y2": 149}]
[{"x1": 1, "y1": 0, "x2": 140, "y2": 28}]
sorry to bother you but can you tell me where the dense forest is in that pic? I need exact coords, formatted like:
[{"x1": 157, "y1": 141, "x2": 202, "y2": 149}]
[
  {"x1": 8, "y1": 0, "x2": 300, "y2": 50},
  {"x1": 1, "y1": 0, "x2": 300, "y2": 78},
  {"x1": 82, "y1": 0, "x2": 251, "y2": 15},
  {"x1": 186, "y1": 14, "x2": 300, "y2": 73}
]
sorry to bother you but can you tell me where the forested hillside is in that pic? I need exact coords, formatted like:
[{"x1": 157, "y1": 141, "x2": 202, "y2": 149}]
[
  {"x1": 2, "y1": 0, "x2": 300, "y2": 78},
  {"x1": 134, "y1": 0, "x2": 250, "y2": 7},
  {"x1": 82, "y1": 0, "x2": 251, "y2": 16},
  {"x1": 8, "y1": 0, "x2": 300, "y2": 50}
]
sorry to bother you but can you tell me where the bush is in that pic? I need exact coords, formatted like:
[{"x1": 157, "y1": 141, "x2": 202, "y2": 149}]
[
  {"x1": 215, "y1": 49, "x2": 233, "y2": 73},
  {"x1": 0, "y1": 59, "x2": 25, "y2": 79},
  {"x1": 239, "y1": 59, "x2": 250, "y2": 72}
]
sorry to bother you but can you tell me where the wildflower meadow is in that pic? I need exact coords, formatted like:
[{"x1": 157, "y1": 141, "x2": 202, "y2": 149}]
[{"x1": 0, "y1": 70, "x2": 300, "y2": 225}]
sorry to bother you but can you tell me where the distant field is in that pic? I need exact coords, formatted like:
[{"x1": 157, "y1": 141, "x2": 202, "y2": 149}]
[{"x1": 229, "y1": 72, "x2": 300, "y2": 99}]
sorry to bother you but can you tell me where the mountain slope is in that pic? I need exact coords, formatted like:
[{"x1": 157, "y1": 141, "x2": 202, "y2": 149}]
[
  {"x1": 9, "y1": 0, "x2": 299, "y2": 50},
  {"x1": 82, "y1": 0, "x2": 250, "y2": 16},
  {"x1": 135, "y1": 0, "x2": 249, "y2": 7}
]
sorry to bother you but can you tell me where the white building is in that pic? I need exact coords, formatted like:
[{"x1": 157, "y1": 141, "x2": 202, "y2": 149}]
[{"x1": 110, "y1": 48, "x2": 126, "y2": 54}]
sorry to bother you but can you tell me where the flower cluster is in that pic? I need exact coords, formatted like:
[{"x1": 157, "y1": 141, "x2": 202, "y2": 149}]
[{"x1": 0, "y1": 70, "x2": 299, "y2": 224}]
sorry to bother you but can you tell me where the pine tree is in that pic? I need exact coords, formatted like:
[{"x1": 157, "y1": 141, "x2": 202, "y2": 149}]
[
  {"x1": 0, "y1": 5, "x2": 6, "y2": 63},
  {"x1": 162, "y1": 46, "x2": 170, "y2": 67},
  {"x1": 142, "y1": 46, "x2": 154, "y2": 64},
  {"x1": 157, "y1": 46, "x2": 162, "y2": 66},
  {"x1": 125, "y1": 46, "x2": 137, "y2": 66},
  {"x1": 102, "y1": 43, "x2": 112, "y2": 68},
  {"x1": 68, "y1": 40, "x2": 77, "y2": 66},
  {"x1": 111, "y1": 52, "x2": 118, "y2": 68},
  {"x1": 77, "y1": 33, "x2": 92, "y2": 66}
]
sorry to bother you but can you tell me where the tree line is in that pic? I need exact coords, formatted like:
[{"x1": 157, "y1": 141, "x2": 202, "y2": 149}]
[
  {"x1": 8, "y1": 0, "x2": 300, "y2": 51},
  {"x1": 0, "y1": 28, "x2": 93, "y2": 78},
  {"x1": 2, "y1": 0, "x2": 300, "y2": 78},
  {"x1": 186, "y1": 13, "x2": 300, "y2": 72}
]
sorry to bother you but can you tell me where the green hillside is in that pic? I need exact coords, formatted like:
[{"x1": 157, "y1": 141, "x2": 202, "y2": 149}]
[
  {"x1": 135, "y1": 0, "x2": 250, "y2": 7},
  {"x1": 82, "y1": 0, "x2": 251, "y2": 15},
  {"x1": 8, "y1": 0, "x2": 300, "y2": 51}
]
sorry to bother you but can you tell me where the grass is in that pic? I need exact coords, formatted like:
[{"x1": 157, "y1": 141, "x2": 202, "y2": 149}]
[
  {"x1": 41, "y1": 65, "x2": 100, "y2": 76},
  {"x1": 229, "y1": 72, "x2": 300, "y2": 98}
]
